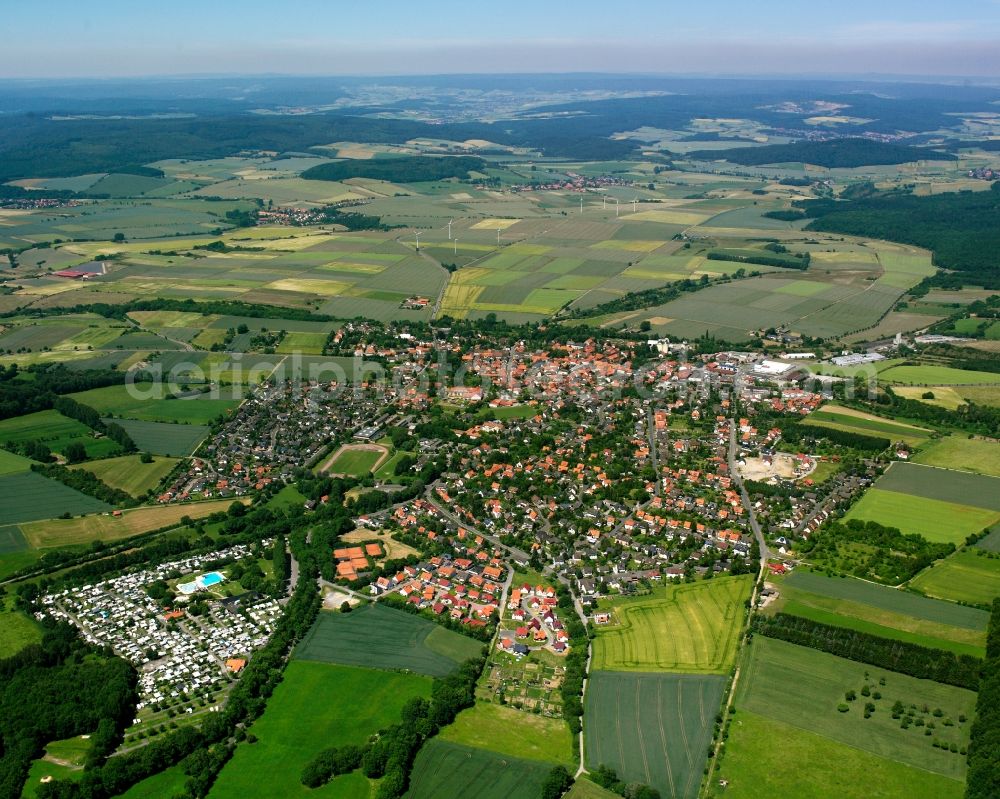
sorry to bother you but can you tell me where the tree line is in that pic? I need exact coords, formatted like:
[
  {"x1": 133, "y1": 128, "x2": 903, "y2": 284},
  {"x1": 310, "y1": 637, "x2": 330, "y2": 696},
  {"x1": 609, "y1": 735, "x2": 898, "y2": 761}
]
[
  {"x1": 750, "y1": 613, "x2": 981, "y2": 690},
  {"x1": 965, "y1": 598, "x2": 1000, "y2": 798}
]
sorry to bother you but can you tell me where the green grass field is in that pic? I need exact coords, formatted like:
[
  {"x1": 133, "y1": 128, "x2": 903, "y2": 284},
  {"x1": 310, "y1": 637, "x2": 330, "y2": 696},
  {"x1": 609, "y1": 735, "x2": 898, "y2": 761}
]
[
  {"x1": 913, "y1": 437, "x2": 1000, "y2": 478},
  {"x1": 565, "y1": 779, "x2": 620, "y2": 799},
  {"x1": 802, "y1": 406, "x2": 932, "y2": 446},
  {"x1": 438, "y1": 701, "x2": 574, "y2": 766},
  {"x1": 209, "y1": 661, "x2": 431, "y2": 799},
  {"x1": 774, "y1": 598, "x2": 984, "y2": 657},
  {"x1": 0, "y1": 471, "x2": 112, "y2": 526},
  {"x1": 114, "y1": 765, "x2": 187, "y2": 799},
  {"x1": 0, "y1": 607, "x2": 42, "y2": 658},
  {"x1": 295, "y1": 604, "x2": 484, "y2": 677},
  {"x1": 0, "y1": 448, "x2": 33, "y2": 476},
  {"x1": 879, "y1": 365, "x2": 1000, "y2": 386},
  {"x1": 0, "y1": 410, "x2": 122, "y2": 460},
  {"x1": 909, "y1": 549, "x2": 1000, "y2": 606},
  {"x1": 712, "y1": 710, "x2": 964, "y2": 799},
  {"x1": 592, "y1": 576, "x2": 751, "y2": 673},
  {"x1": 736, "y1": 637, "x2": 975, "y2": 780},
  {"x1": 69, "y1": 454, "x2": 179, "y2": 497},
  {"x1": 406, "y1": 739, "x2": 555, "y2": 799},
  {"x1": 779, "y1": 571, "x2": 989, "y2": 630},
  {"x1": 845, "y1": 488, "x2": 1000, "y2": 544},
  {"x1": 585, "y1": 671, "x2": 725, "y2": 799},
  {"x1": 322, "y1": 446, "x2": 385, "y2": 476},
  {"x1": 68, "y1": 385, "x2": 240, "y2": 424},
  {"x1": 107, "y1": 419, "x2": 208, "y2": 456}
]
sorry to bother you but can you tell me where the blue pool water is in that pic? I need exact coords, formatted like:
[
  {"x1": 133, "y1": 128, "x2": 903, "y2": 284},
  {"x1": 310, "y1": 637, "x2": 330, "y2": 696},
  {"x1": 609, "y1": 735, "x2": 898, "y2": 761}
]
[{"x1": 200, "y1": 571, "x2": 224, "y2": 587}]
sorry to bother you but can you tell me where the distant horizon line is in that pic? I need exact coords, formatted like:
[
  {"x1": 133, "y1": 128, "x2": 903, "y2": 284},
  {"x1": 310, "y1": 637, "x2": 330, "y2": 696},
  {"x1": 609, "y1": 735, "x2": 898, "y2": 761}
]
[{"x1": 1, "y1": 70, "x2": 999, "y2": 85}]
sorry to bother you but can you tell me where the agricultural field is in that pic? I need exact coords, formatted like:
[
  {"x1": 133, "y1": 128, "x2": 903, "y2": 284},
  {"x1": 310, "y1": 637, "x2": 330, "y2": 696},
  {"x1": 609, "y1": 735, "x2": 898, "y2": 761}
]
[
  {"x1": 893, "y1": 385, "x2": 969, "y2": 411},
  {"x1": 105, "y1": 419, "x2": 209, "y2": 456},
  {"x1": 209, "y1": 661, "x2": 432, "y2": 799},
  {"x1": 734, "y1": 637, "x2": 976, "y2": 781},
  {"x1": 878, "y1": 364, "x2": 1000, "y2": 386},
  {"x1": 68, "y1": 385, "x2": 241, "y2": 424},
  {"x1": 912, "y1": 436, "x2": 1000, "y2": 478},
  {"x1": 0, "y1": 447, "x2": 33, "y2": 476},
  {"x1": 317, "y1": 443, "x2": 389, "y2": 476},
  {"x1": 0, "y1": 409, "x2": 122, "y2": 460},
  {"x1": 17, "y1": 498, "x2": 239, "y2": 548},
  {"x1": 0, "y1": 471, "x2": 112, "y2": 526},
  {"x1": 438, "y1": 701, "x2": 574, "y2": 766},
  {"x1": 295, "y1": 603, "x2": 484, "y2": 677},
  {"x1": 802, "y1": 404, "x2": 933, "y2": 446},
  {"x1": 712, "y1": 710, "x2": 964, "y2": 799},
  {"x1": 909, "y1": 549, "x2": 1000, "y2": 606},
  {"x1": 591, "y1": 576, "x2": 751, "y2": 673},
  {"x1": 584, "y1": 671, "x2": 725, "y2": 799},
  {"x1": 69, "y1": 454, "x2": 179, "y2": 497},
  {"x1": 844, "y1": 463, "x2": 1000, "y2": 543},
  {"x1": 406, "y1": 739, "x2": 555, "y2": 799}
]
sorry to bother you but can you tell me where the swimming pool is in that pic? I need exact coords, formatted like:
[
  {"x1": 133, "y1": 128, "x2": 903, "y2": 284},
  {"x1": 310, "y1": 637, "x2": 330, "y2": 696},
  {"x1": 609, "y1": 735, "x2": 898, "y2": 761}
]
[{"x1": 200, "y1": 571, "x2": 225, "y2": 587}]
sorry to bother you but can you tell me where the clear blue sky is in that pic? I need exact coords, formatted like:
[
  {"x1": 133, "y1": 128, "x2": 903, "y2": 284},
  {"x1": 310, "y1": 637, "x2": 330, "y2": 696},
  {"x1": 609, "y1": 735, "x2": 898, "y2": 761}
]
[{"x1": 4, "y1": 0, "x2": 999, "y2": 78}]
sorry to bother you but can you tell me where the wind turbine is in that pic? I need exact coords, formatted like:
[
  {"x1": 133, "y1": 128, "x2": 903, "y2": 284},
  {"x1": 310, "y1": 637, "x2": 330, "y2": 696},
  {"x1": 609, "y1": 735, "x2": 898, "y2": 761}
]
[
  {"x1": 497, "y1": 227, "x2": 501, "y2": 246},
  {"x1": 603, "y1": 195, "x2": 607, "y2": 211},
  {"x1": 632, "y1": 197, "x2": 638, "y2": 214},
  {"x1": 447, "y1": 219, "x2": 453, "y2": 240},
  {"x1": 579, "y1": 196, "x2": 583, "y2": 214},
  {"x1": 454, "y1": 238, "x2": 458, "y2": 256},
  {"x1": 415, "y1": 232, "x2": 421, "y2": 251},
  {"x1": 615, "y1": 198, "x2": 620, "y2": 218}
]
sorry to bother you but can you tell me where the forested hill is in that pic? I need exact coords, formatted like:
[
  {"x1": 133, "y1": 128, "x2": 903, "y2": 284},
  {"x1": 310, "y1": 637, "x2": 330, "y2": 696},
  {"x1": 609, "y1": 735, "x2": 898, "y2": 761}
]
[
  {"x1": 301, "y1": 155, "x2": 485, "y2": 183},
  {"x1": 684, "y1": 138, "x2": 956, "y2": 168},
  {"x1": 800, "y1": 182, "x2": 1000, "y2": 289}
]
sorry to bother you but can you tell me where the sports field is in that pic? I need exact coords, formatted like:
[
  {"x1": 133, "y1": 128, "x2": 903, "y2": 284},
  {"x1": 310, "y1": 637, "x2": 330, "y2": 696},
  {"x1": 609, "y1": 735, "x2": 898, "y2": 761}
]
[
  {"x1": 318, "y1": 443, "x2": 388, "y2": 476},
  {"x1": 209, "y1": 661, "x2": 431, "y2": 799},
  {"x1": 18, "y1": 498, "x2": 238, "y2": 548},
  {"x1": 295, "y1": 603, "x2": 483, "y2": 677},
  {"x1": 735, "y1": 637, "x2": 975, "y2": 780},
  {"x1": 912, "y1": 436, "x2": 1000, "y2": 478},
  {"x1": 439, "y1": 701, "x2": 574, "y2": 766},
  {"x1": 0, "y1": 471, "x2": 112, "y2": 526},
  {"x1": 406, "y1": 739, "x2": 555, "y2": 799},
  {"x1": 909, "y1": 549, "x2": 1000, "y2": 606},
  {"x1": 69, "y1": 454, "x2": 179, "y2": 497},
  {"x1": 712, "y1": 710, "x2": 964, "y2": 799},
  {"x1": 585, "y1": 671, "x2": 725, "y2": 799},
  {"x1": 591, "y1": 576, "x2": 751, "y2": 673}
]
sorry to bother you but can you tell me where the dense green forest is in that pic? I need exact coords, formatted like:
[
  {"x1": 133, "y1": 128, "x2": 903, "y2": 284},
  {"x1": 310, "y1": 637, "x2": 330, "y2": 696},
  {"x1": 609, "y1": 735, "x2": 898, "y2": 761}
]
[
  {"x1": 965, "y1": 599, "x2": 1000, "y2": 799},
  {"x1": 801, "y1": 183, "x2": 1000, "y2": 289},
  {"x1": 0, "y1": 623, "x2": 138, "y2": 799},
  {"x1": 301, "y1": 155, "x2": 486, "y2": 183},
  {"x1": 685, "y1": 138, "x2": 956, "y2": 168}
]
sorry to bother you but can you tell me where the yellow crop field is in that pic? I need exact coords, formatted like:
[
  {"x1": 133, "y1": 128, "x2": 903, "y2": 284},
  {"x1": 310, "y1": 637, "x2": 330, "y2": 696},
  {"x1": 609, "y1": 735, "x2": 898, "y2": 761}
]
[
  {"x1": 470, "y1": 218, "x2": 520, "y2": 230},
  {"x1": 264, "y1": 278, "x2": 351, "y2": 296}
]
